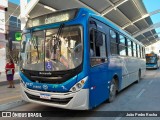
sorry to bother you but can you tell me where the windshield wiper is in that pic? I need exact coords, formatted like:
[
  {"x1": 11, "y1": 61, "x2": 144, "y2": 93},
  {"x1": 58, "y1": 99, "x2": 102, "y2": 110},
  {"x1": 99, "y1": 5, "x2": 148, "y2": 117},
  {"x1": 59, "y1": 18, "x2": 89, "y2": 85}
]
[
  {"x1": 56, "y1": 23, "x2": 65, "y2": 39},
  {"x1": 55, "y1": 23, "x2": 65, "y2": 45},
  {"x1": 53, "y1": 23, "x2": 65, "y2": 57}
]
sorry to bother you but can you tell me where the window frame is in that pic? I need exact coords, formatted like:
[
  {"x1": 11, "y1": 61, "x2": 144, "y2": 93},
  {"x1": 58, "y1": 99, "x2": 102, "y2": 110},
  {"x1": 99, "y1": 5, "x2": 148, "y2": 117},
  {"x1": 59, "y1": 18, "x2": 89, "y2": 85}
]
[
  {"x1": 89, "y1": 28, "x2": 108, "y2": 67},
  {"x1": 110, "y1": 29, "x2": 119, "y2": 55},
  {"x1": 119, "y1": 34, "x2": 127, "y2": 56}
]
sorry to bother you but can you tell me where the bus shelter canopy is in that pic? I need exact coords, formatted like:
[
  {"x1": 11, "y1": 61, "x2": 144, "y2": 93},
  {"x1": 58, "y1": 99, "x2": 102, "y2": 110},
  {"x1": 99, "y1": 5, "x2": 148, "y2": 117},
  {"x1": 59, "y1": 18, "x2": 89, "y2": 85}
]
[{"x1": 26, "y1": 0, "x2": 160, "y2": 47}]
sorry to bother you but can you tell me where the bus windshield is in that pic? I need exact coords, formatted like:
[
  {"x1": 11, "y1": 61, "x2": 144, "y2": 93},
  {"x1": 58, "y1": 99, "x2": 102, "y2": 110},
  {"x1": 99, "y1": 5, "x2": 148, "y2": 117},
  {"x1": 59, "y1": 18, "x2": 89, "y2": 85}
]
[
  {"x1": 146, "y1": 56, "x2": 157, "y2": 64},
  {"x1": 21, "y1": 25, "x2": 83, "y2": 71}
]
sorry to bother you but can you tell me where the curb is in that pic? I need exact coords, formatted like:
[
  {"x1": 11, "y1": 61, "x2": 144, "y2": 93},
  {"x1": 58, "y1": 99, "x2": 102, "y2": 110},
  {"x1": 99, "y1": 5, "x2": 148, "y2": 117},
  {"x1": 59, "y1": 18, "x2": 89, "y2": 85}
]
[
  {"x1": 0, "y1": 100, "x2": 28, "y2": 111},
  {"x1": 0, "y1": 79, "x2": 20, "y2": 86}
]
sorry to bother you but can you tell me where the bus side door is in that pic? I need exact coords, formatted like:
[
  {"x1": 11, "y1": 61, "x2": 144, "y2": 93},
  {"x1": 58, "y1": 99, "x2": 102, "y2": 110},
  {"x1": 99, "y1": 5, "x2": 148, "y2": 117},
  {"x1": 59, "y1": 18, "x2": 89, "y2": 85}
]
[{"x1": 89, "y1": 19, "x2": 109, "y2": 108}]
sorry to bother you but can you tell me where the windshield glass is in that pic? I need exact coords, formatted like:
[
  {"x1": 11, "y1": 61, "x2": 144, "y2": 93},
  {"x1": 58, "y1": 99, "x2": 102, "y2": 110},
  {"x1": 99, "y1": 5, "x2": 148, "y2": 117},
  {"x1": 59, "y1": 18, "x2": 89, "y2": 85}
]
[
  {"x1": 146, "y1": 56, "x2": 157, "y2": 64},
  {"x1": 21, "y1": 25, "x2": 83, "y2": 71}
]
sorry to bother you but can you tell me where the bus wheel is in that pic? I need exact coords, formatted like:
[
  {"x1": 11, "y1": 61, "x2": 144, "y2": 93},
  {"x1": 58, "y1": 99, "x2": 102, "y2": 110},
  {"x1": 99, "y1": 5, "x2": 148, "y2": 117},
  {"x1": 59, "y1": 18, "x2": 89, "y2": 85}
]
[{"x1": 108, "y1": 78, "x2": 117, "y2": 103}]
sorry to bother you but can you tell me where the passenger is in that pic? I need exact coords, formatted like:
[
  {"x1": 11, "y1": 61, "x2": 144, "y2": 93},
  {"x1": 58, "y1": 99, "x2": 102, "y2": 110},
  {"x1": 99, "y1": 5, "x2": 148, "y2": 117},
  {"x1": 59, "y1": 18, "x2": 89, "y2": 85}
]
[{"x1": 5, "y1": 59, "x2": 15, "y2": 88}]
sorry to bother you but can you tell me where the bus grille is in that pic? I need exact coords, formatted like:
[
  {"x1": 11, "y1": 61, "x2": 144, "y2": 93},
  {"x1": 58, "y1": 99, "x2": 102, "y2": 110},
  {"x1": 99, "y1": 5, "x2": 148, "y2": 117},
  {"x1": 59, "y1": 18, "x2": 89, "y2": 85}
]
[
  {"x1": 25, "y1": 92, "x2": 72, "y2": 105},
  {"x1": 22, "y1": 65, "x2": 82, "y2": 84}
]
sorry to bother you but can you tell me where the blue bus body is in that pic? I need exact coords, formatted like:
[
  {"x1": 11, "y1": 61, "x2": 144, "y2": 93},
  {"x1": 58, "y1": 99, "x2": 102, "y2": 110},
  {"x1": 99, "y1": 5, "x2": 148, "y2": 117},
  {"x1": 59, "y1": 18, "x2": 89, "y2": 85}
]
[{"x1": 20, "y1": 8, "x2": 146, "y2": 110}]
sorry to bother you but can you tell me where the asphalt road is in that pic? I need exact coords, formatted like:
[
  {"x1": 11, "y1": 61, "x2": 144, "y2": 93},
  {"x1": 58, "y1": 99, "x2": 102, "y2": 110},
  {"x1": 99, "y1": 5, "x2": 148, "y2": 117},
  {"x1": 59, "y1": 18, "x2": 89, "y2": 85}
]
[{"x1": 2, "y1": 68, "x2": 160, "y2": 120}]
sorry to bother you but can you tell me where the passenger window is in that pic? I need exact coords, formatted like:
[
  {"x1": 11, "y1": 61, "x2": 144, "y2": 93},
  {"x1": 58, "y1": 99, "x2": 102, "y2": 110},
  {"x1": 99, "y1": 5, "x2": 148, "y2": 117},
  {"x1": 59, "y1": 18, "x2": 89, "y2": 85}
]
[
  {"x1": 143, "y1": 47, "x2": 146, "y2": 58},
  {"x1": 110, "y1": 30, "x2": 116, "y2": 39},
  {"x1": 110, "y1": 30, "x2": 118, "y2": 55},
  {"x1": 139, "y1": 46, "x2": 142, "y2": 58},
  {"x1": 119, "y1": 35, "x2": 127, "y2": 56},
  {"x1": 136, "y1": 44, "x2": 139, "y2": 57},
  {"x1": 143, "y1": 47, "x2": 145, "y2": 58},
  {"x1": 133, "y1": 42, "x2": 136, "y2": 57},
  {"x1": 127, "y1": 39, "x2": 132, "y2": 56},
  {"x1": 90, "y1": 29, "x2": 107, "y2": 66},
  {"x1": 137, "y1": 45, "x2": 140, "y2": 58}
]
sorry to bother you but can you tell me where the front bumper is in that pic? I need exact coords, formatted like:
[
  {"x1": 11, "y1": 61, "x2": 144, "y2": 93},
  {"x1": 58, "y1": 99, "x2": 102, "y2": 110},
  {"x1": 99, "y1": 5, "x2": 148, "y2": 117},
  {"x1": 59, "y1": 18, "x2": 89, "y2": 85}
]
[
  {"x1": 20, "y1": 83, "x2": 89, "y2": 110},
  {"x1": 146, "y1": 66, "x2": 157, "y2": 69}
]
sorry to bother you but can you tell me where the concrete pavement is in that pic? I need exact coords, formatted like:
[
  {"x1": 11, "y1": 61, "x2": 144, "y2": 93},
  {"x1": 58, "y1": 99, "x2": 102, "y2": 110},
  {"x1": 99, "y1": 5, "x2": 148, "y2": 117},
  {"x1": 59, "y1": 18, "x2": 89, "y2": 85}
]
[
  {"x1": 0, "y1": 71, "x2": 22, "y2": 109},
  {"x1": 0, "y1": 72, "x2": 20, "y2": 86}
]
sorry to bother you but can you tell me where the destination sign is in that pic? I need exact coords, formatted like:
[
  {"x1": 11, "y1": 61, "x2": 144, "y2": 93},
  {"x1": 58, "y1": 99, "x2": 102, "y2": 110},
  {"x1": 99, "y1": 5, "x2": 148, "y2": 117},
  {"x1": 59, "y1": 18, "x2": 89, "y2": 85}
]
[{"x1": 26, "y1": 8, "x2": 78, "y2": 28}]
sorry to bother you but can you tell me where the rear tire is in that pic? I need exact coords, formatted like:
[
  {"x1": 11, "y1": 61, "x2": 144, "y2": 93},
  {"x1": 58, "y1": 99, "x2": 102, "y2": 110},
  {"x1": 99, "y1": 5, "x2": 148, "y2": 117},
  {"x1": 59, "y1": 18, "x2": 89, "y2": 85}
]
[{"x1": 108, "y1": 78, "x2": 117, "y2": 103}]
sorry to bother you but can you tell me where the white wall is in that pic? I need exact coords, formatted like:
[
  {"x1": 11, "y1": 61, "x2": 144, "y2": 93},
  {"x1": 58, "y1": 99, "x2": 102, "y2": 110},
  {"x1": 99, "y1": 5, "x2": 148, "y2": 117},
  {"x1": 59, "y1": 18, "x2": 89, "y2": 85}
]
[
  {"x1": 0, "y1": 42, "x2": 6, "y2": 72},
  {"x1": 145, "y1": 41, "x2": 160, "y2": 56}
]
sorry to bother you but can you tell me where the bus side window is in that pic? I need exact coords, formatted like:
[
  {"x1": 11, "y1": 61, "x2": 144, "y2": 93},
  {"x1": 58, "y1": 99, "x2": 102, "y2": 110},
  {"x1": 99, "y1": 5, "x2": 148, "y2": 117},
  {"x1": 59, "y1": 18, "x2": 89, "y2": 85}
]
[
  {"x1": 133, "y1": 42, "x2": 136, "y2": 57},
  {"x1": 119, "y1": 35, "x2": 127, "y2": 56},
  {"x1": 110, "y1": 30, "x2": 118, "y2": 55},
  {"x1": 90, "y1": 29, "x2": 95, "y2": 57},
  {"x1": 137, "y1": 44, "x2": 140, "y2": 58},
  {"x1": 90, "y1": 29, "x2": 107, "y2": 66},
  {"x1": 139, "y1": 46, "x2": 142, "y2": 58},
  {"x1": 127, "y1": 39, "x2": 132, "y2": 57}
]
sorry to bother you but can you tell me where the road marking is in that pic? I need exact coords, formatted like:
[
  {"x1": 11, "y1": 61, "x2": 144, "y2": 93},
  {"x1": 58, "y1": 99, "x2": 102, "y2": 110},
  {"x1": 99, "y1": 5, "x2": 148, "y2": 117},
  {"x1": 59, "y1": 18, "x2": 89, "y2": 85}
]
[
  {"x1": 136, "y1": 89, "x2": 145, "y2": 98},
  {"x1": 0, "y1": 95, "x2": 21, "y2": 102},
  {"x1": 148, "y1": 80, "x2": 153, "y2": 85}
]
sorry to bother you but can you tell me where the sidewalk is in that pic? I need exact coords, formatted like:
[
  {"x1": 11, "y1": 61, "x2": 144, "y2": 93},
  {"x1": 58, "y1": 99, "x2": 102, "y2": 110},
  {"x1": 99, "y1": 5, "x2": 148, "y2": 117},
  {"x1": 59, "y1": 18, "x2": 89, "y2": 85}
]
[
  {"x1": 0, "y1": 84, "x2": 21, "y2": 104},
  {"x1": 0, "y1": 72, "x2": 26, "y2": 110},
  {"x1": 0, "y1": 72, "x2": 20, "y2": 86}
]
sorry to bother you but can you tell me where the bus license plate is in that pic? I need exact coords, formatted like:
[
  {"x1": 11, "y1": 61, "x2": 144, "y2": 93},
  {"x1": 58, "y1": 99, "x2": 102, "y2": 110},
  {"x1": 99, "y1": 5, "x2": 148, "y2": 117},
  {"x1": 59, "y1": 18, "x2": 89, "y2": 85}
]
[{"x1": 40, "y1": 93, "x2": 51, "y2": 100}]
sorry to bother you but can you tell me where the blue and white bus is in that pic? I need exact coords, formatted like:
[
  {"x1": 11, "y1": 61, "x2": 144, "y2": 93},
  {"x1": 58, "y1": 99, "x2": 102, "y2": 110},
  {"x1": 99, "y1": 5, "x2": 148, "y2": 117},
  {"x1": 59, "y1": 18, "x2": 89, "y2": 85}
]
[
  {"x1": 20, "y1": 8, "x2": 146, "y2": 110},
  {"x1": 146, "y1": 53, "x2": 159, "y2": 69}
]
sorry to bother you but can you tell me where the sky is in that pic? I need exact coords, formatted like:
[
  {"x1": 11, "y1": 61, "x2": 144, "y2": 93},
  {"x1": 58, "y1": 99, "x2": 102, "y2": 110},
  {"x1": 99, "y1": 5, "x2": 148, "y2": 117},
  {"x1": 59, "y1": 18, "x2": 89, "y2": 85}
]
[
  {"x1": 9, "y1": 0, "x2": 30, "y2": 5},
  {"x1": 142, "y1": 0, "x2": 160, "y2": 53},
  {"x1": 9, "y1": 0, "x2": 20, "y2": 5},
  {"x1": 142, "y1": 0, "x2": 160, "y2": 35}
]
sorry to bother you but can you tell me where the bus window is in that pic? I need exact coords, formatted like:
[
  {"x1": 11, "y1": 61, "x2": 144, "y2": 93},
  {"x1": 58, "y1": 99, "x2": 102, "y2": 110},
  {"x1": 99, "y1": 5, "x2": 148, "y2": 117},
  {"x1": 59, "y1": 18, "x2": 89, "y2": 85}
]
[
  {"x1": 110, "y1": 30, "x2": 118, "y2": 55},
  {"x1": 119, "y1": 35, "x2": 126, "y2": 56},
  {"x1": 90, "y1": 29, "x2": 95, "y2": 57},
  {"x1": 136, "y1": 44, "x2": 138, "y2": 57},
  {"x1": 133, "y1": 42, "x2": 136, "y2": 57},
  {"x1": 142, "y1": 47, "x2": 145, "y2": 58},
  {"x1": 139, "y1": 46, "x2": 142, "y2": 58},
  {"x1": 127, "y1": 39, "x2": 132, "y2": 57},
  {"x1": 90, "y1": 29, "x2": 107, "y2": 66},
  {"x1": 137, "y1": 44, "x2": 140, "y2": 58}
]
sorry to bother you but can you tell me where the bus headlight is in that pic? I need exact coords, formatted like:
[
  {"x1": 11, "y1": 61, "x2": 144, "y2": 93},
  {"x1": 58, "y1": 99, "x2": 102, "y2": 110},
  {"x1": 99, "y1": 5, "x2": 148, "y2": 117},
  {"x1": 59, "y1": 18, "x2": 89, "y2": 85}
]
[
  {"x1": 70, "y1": 76, "x2": 88, "y2": 92},
  {"x1": 76, "y1": 83, "x2": 82, "y2": 88}
]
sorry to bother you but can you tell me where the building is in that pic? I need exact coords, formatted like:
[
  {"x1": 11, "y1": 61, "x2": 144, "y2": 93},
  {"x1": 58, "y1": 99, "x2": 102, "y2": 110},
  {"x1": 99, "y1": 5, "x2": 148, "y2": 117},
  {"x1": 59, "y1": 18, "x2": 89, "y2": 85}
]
[
  {"x1": 0, "y1": 0, "x2": 8, "y2": 72},
  {"x1": 0, "y1": 1, "x2": 20, "y2": 72}
]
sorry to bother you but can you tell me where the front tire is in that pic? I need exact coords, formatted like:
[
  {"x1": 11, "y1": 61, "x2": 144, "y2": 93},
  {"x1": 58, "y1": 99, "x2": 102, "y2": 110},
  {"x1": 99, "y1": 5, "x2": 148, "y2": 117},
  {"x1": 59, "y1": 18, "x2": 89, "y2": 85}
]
[{"x1": 108, "y1": 78, "x2": 117, "y2": 103}]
